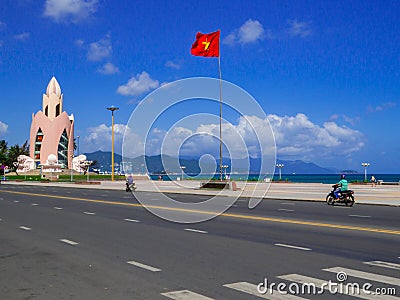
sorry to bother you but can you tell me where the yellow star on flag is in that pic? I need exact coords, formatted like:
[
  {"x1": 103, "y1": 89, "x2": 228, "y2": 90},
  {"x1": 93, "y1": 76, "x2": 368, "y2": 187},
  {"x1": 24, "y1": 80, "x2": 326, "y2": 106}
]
[{"x1": 202, "y1": 38, "x2": 210, "y2": 51}]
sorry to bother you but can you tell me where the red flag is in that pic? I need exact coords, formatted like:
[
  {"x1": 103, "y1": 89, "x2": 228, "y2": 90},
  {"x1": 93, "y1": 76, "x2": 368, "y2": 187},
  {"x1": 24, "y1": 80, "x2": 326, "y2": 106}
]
[{"x1": 191, "y1": 30, "x2": 220, "y2": 57}]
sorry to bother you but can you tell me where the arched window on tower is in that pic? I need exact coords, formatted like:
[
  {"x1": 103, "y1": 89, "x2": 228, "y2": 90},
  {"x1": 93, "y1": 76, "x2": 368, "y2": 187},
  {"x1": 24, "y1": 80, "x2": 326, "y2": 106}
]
[
  {"x1": 34, "y1": 128, "x2": 43, "y2": 162},
  {"x1": 45, "y1": 105, "x2": 48, "y2": 117},
  {"x1": 58, "y1": 129, "x2": 68, "y2": 168},
  {"x1": 56, "y1": 104, "x2": 60, "y2": 117}
]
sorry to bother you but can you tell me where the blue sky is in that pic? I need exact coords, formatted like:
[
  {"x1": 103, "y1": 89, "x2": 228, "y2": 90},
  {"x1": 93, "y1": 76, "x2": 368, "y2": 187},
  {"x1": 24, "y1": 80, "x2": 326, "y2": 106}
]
[{"x1": 0, "y1": 0, "x2": 399, "y2": 173}]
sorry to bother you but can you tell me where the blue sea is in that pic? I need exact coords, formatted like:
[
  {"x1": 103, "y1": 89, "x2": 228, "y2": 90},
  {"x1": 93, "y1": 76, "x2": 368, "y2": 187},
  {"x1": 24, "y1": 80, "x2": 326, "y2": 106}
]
[{"x1": 150, "y1": 173, "x2": 400, "y2": 184}]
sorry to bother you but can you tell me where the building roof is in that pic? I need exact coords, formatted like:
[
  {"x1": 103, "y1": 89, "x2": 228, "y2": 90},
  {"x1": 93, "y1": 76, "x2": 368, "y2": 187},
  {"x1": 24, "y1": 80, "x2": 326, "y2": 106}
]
[{"x1": 46, "y1": 76, "x2": 61, "y2": 96}]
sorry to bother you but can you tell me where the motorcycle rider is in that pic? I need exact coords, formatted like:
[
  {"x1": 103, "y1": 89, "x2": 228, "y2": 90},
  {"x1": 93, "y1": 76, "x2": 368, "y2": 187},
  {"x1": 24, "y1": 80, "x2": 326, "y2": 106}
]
[
  {"x1": 126, "y1": 174, "x2": 134, "y2": 191},
  {"x1": 334, "y1": 174, "x2": 348, "y2": 199}
]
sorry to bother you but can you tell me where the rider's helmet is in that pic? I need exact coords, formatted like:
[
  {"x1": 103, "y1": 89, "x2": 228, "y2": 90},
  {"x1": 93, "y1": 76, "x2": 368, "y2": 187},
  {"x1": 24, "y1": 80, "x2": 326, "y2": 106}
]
[{"x1": 341, "y1": 174, "x2": 346, "y2": 179}]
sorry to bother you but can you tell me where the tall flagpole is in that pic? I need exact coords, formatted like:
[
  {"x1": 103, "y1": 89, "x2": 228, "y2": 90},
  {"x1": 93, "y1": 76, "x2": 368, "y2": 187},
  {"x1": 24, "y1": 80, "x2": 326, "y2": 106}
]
[{"x1": 218, "y1": 30, "x2": 223, "y2": 181}]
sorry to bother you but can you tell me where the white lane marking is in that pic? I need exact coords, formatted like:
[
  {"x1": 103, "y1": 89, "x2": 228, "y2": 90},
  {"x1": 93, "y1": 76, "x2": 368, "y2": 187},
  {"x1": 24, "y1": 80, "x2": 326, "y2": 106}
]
[
  {"x1": 323, "y1": 267, "x2": 400, "y2": 286},
  {"x1": 100, "y1": 194, "x2": 108, "y2": 197},
  {"x1": 275, "y1": 244, "x2": 311, "y2": 251},
  {"x1": 150, "y1": 198, "x2": 161, "y2": 201},
  {"x1": 349, "y1": 214, "x2": 371, "y2": 218},
  {"x1": 0, "y1": 197, "x2": 3, "y2": 200},
  {"x1": 60, "y1": 239, "x2": 78, "y2": 246},
  {"x1": 226, "y1": 204, "x2": 237, "y2": 207},
  {"x1": 54, "y1": 207, "x2": 63, "y2": 210},
  {"x1": 277, "y1": 208, "x2": 295, "y2": 212},
  {"x1": 32, "y1": 203, "x2": 39, "y2": 206},
  {"x1": 161, "y1": 290, "x2": 214, "y2": 299},
  {"x1": 277, "y1": 274, "x2": 395, "y2": 300},
  {"x1": 224, "y1": 282, "x2": 306, "y2": 299},
  {"x1": 184, "y1": 228, "x2": 208, "y2": 234},
  {"x1": 126, "y1": 260, "x2": 161, "y2": 272},
  {"x1": 83, "y1": 211, "x2": 96, "y2": 215},
  {"x1": 0, "y1": 218, "x2": 2, "y2": 221},
  {"x1": 124, "y1": 218, "x2": 140, "y2": 223},
  {"x1": 280, "y1": 202, "x2": 295, "y2": 205},
  {"x1": 364, "y1": 261, "x2": 400, "y2": 271},
  {"x1": 19, "y1": 226, "x2": 32, "y2": 231},
  {"x1": 14, "y1": 200, "x2": 20, "y2": 203},
  {"x1": 123, "y1": 196, "x2": 131, "y2": 199}
]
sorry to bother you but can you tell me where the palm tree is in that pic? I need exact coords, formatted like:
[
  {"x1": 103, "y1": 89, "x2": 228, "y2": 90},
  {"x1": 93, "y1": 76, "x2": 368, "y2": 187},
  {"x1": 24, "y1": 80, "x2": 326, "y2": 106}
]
[
  {"x1": 6, "y1": 140, "x2": 30, "y2": 173},
  {"x1": 0, "y1": 140, "x2": 8, "y2": 167}
]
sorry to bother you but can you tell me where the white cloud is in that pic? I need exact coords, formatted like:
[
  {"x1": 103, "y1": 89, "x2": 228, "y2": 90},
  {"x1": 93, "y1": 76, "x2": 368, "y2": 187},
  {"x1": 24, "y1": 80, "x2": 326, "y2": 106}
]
[
  {"x1": 83, "y1": 123, "x2": 126, "y2": 153},
  {"x1": 97, "y1": 62, "x2": 119, "y2": 75},
  {"x1": 268, "y1": 113, "x2": 364, "y2": 158},
  {"x1": 87, "y1": 34, "x2": 112, "y2": 61},
  {"x1": 142, "y1": 113, "x2": 364, "y2": 161},
  {"x1": 83, "y1": 124, "x2": 144, "y2": 157},
  {"x1": 75, "y1": 39, "x2": 85, "y2": 47},
  {"x1": 165, "y1": 60, "x2": 181, "y2": 69},
  {"x1": 117, "y1": 72, "x2": 160, "y2": 96},
  {"x1": 223, "y1": 19, "x2": 265, "y2": 45},
  {"x1": 0, "y1": 21, "x2": 6, "y2": 30},
  {"x1": 44, "y1": 0, "x2": 98, "y2": 23},
  {"x1": 0, "y1": 121, "x2": 8, "y2": 136},
  {"x1": 367, "y1": 102, "x2": 397, "y2": 113},
  {"x1": 288, "y1": 19, "x2": 312, "y2": 38},
  {"x1": 14, "y1": 32, "x2": 30, "y2": 41}
]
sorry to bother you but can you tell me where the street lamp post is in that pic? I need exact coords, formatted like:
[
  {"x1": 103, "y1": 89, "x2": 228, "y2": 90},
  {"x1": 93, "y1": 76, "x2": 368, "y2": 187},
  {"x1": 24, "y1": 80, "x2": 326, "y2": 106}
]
[
  {"x1": 221, "y1": 165, "x2": 228, "y2": 180},
  {"x1": 276, "y1": 163, "x2": 284, "y2": 181},
  {"x1": 180, "y1": 166, "x2": 186, "y2": 180},
  {"x1": 362, "y1": 162, "x2": 370, "y2": 182},
  {"x1": 107, "y1": 106, "x2": 119, "y2": 181}
]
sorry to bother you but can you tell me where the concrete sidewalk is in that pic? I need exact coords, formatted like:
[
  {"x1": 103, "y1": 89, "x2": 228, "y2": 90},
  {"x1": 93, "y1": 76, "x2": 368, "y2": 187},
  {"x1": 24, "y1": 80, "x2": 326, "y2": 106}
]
[{"x1": 2, "y1": 179, "x2": 400, "y2": 206}]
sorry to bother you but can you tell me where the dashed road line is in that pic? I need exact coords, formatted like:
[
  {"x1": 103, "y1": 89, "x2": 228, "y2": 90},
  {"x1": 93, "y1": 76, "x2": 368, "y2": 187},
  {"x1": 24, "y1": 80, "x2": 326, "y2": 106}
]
[
  {"x1": 349, "y1": 214, "x2": 371, "y2": 218},
  {"x1": 124, "y1": 218, "x2": 140, "y2": 223},
  {"x1": 127, "y1": 260, "x2": 161, "y2": 272},
  {"x1": 54, "y1": 207, "x2": 63, "y2": 210},
  {"x1": 275, "y1": 243, "x2": 312, "y2": 251},
  {"x1": 184, "y1": 228, "x2": 208, "y2": 234},
  {"x1": 60, "y1": 239, "x2": 79, "y2": 246},
  {"x1": 280, "y1": 202, "x2": 295, "y2": 205},
  {"x1": 277, "y1": 208, "x2": 295, "y2": 212},
  {"x1": 364, "y1": 261, "x2": 400, "y2": 271},
  {"x1": 161, "y1": 290, "x2": 214, "y2": 299},
  {"x1": 19, "y1": 226, "x2": 32, "y2": 231},
  {"x1": 13, "y1": 200, "x2": 20, "y2": 203},
  {"x1": 32, "y1": 203, "x2": 39, "y2": 206},
  {"x1": 83, "y1": 211, "x2": 96, "y2": 215}
]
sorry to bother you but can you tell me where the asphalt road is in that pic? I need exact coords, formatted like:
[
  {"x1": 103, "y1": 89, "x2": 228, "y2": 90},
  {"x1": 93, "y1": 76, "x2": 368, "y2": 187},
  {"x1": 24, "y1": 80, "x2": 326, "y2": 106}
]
[{"x1": 0, "y1": 185, "x2": 399, "y2": 299}]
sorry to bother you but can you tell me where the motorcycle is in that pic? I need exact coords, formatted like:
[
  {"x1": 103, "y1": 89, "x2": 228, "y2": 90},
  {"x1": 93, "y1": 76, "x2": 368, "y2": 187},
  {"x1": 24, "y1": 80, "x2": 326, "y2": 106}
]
[
  {"x1": 125, "y1": 181, "x2": 136, "y2": 192},
  {"x1": 326, "y1": 184, "x2": 355, "y2": 206}
]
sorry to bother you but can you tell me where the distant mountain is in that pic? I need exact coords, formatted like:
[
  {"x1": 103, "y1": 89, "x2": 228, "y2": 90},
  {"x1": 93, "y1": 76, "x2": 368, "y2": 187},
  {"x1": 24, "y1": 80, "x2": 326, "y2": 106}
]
[{"x1": 85, "y1": 151, "x2": 337, "y2": 174}]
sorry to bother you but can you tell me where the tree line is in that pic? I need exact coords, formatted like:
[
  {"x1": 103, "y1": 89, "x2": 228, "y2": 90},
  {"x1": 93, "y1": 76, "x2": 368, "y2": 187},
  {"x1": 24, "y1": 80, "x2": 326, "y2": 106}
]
[{"x1": 0, "y1": 140, "x2": 30, "y2": 170}]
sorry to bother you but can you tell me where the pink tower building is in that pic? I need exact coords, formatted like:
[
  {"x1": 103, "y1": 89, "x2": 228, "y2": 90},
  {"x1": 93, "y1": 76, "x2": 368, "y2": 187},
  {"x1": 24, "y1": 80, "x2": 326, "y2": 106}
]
[{"x1": 30, "y1": 77, "x2": 74, "y2": 168}]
